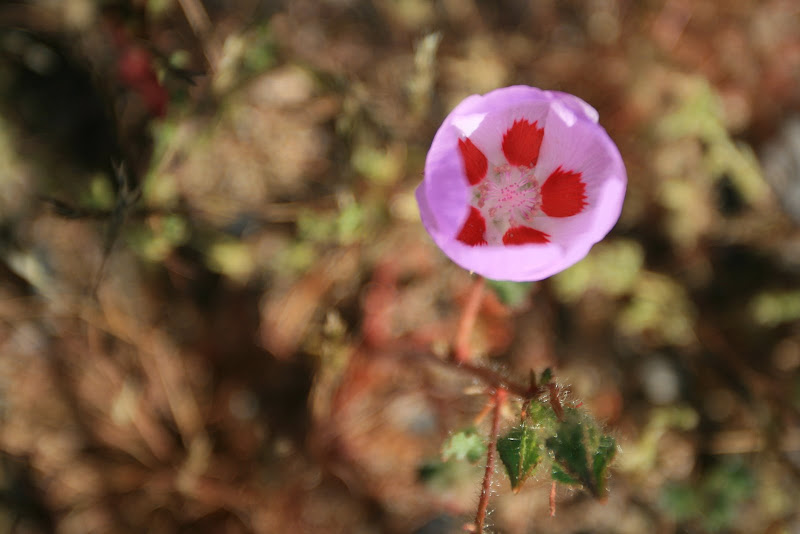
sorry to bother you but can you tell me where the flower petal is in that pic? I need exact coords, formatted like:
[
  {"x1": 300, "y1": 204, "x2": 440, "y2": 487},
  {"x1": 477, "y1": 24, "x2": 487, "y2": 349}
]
[
  {"x1": 547, "y1": 91, "x2": 599, "y2": 124},
  {"x1": 502, "y1": 119, "x2": 544, "y2": 167},
  {"x1": 457, "y1": 206, "x2": 488, "y2": 246},
  {"x1": 423, "y1": 126, "x2": 471, "y2": 239},
  {"x1": 533, "y1": 104, "x2": 626, "y2": 246},
  {"x1": 541, "y1": 167, "x2": 587, "y2": 217},
  {"x1": 502, "y1": 226, "x2": 551, "y2": 245},
  {"x1": 458, "y1": 138, "x2": 488, "y2": 185},
  {"x1": 415, "y1": 180, "x2": 437, "y2": 232},
  {"x1": 442, "y1": 237, "x2": 567, "y2": 281}
]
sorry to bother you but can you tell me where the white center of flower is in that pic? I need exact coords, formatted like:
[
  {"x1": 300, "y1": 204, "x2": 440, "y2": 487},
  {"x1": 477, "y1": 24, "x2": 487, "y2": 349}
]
[{"x1": 473, "y1": 164, "x2": 541, "y2": 238}]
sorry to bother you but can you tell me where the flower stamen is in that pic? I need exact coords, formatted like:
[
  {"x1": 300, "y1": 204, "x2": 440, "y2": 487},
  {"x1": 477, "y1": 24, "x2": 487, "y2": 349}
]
[{"x1": 470, "y1": 164, "x2": 542, "y2": 244}]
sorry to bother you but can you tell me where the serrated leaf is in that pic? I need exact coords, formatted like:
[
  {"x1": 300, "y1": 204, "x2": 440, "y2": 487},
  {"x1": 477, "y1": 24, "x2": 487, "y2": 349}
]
[
  {"x1": 546, "y1": 414, "x2": 616, "y2": 498},
  {"x1": 592, "y1": 435, "x2": 617, "y2": 496},
  {"x1": 527, "y1": 400, "x2": 558, "y2": 428},
  {"x1": 551, "y1": 464, "x2": 580, "y2": 485},
  {"x1": 497, "y1": 422, "x2": 542, "y2": 492},
  {"x1": 442, "y1": 428, "x2": 486, "y2": 464},
  {"x1": 546, "y1": 417, "x2": 591, "y2": 491}
]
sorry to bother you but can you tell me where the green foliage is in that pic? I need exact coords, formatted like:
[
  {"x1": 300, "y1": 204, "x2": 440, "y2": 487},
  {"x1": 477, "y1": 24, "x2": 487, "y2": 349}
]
[
  {"x1": 538, "y1": 368, "x2": 553, "y2": 386},
  {"x1": 660, "y1": 460, "x2": 755, "y2": 532},
  {"x1": 660, "y1": 484, "x2": 701, "y2": 521},
  {"x1": 750, "y1": 290, "x2": 800, "y2": 326},
  {"x1": 81, "y1": 175, "x2": 115, "y2": 210},
  {"x1": 277, "y1": 241, "x2": 317, "y2": 275},
  {"x1": 487, "y1": 280, "x2": 533, "y2": 308},
  {"x1": 618, "y1": 272, "x2": 696, "y2": 346},
  {"x1": 497, "y1": 422, "x2": 542, "y2": 492},
  {"x1": 297, "y1": 201, "x2": 366, "y2": 246},
  {"x1": 418, "y1": 458, "x2": 479, "y2": 491},
  {"x1": 407, "y1": 32, "x2": 442, "y2": 117},
  {"x1": 526, "y1": 399, "x2": 560, "y2": 436},
  {"x1": 617, "y1": 405, "x2": 698, "y2": 474},
  {"x1": 449, "y1": 398, "x2": 618, "y2": 498},
  {"x1": 212, "y1": 22, "x2": 277, "y2": 94},
  {"x1": 143, "y1": 121, "x2": 180, "y2": 206},
  {"x1": 441, "y1": 428, "x2": 486, "y2": 464},
  {"x1": 592, "y1": 435, "x2": 617, "y2": 497},
  {"x1": 435, "y1": 394, "x2": 617, "y2": 499},
  {"x1": 351, "y1": 142, "x2": 406, "y2": 185},
  {"x1": 241, "y1": 24, "x2": 277, "y2": 75},
  {"x1": 127, "y1": 214, "x2": 189, "y2": 262},
  {"x1": 546, "y1": 411, "x2": 617, "y2": 498},
  {"x1": 657, "y1": 78, "x2": 768, "y2": 206},
  {"x1": 206, "y1": 239, "x2": 255, "y2": 282},
  {"x1": 547, "y1": 417, "x2": 589, "y2": 487},
  {"x1": 552, "y1": 239, "x2": 644, "y2": 303}
]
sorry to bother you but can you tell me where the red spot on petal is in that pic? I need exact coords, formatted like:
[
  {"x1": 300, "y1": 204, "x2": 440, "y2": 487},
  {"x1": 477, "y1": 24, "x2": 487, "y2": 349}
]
[
  {"x1": 457, "y1": 207, "x2": 488, "y2": 246},
  {"x1": 541, "y1": 167, "x2": 587, "y2": 217},
  {"x1": 502, "y1": 119, "x2": 544, "y2": 167},
  {"x1": 458, "y1": 138, "x2": 488, "y2": 185},
  {"x1": 502, "y1": 226, "x2": 550, "y2": 245}
]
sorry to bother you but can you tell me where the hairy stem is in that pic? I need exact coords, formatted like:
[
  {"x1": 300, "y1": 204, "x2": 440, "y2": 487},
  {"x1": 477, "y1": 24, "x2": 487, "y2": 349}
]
[
  {"x1": 453, "y1": 276, "x2": 485, "y2": 364},
  {"x1": 430, "y1": 353, "x2": 540, "y2": 399},
  {"x1": 475, "y1": 387, "x2": 506, "y2": 532}
]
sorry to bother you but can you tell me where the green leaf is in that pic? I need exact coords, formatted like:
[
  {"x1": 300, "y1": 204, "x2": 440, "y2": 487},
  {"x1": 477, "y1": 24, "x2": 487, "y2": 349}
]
[
  {"x1": 441, "y1": 428, "x2": 486, "y2": 464},
  {"x1": 497, "y1": 422, "x2": 542, "y2": 492},
  {"x1": 539, "y1": 367, "x2": 553, "y2": 386},
  {"x1": 487, "y1": 280, "x2": 532, "y2": 308},
  {"x1": 526, "y1": 400, "x2": 559, "y2": 434},
  {"x1": 546, "y1": 413, "x2": 617, "y2": 498},
  {"x1": 546, "y1": 417, "x2": 591, "y2": 491},
  {"x1": 551, "y1": 464, "x2": 580, "y2": 485},
  {"x1": 592, "y1": 434, "x2": 617, "y2": 497}
]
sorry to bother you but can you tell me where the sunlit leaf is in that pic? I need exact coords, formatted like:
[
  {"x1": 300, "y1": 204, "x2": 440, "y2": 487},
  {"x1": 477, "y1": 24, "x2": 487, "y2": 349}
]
[{"x1": 497, "y1": 422, "x2": 542, "y2": 492}]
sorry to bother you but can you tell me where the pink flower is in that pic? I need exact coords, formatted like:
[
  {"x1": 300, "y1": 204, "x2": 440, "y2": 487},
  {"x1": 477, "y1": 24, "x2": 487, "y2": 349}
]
[{"x1": 416, "y1": 86, "x2": 626, "y2": 281}]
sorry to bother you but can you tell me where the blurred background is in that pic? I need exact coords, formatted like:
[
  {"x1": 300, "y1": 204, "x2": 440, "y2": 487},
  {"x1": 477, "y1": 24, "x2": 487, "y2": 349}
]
[{"x1": 0, "y1": 0, "x2": 799, "y2": 532}]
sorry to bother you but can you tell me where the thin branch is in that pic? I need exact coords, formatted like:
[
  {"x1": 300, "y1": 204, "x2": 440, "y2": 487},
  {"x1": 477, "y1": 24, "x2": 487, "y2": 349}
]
[
  {"x1": 418, "y1": 346, "x2": 540, "y2": 399},
  {"x1": 475, "y1": 387, "x2": 506, "y2": 533}
]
